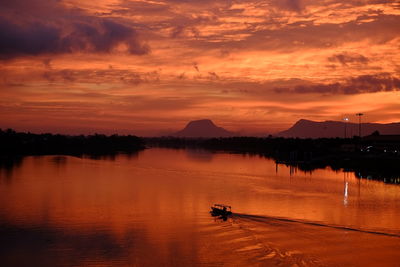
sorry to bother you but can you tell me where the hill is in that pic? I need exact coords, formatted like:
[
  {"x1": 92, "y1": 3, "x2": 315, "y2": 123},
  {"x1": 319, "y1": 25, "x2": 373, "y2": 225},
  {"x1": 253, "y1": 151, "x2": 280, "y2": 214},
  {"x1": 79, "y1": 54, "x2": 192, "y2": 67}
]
[
  {"x1": 278, "y1": 119, "x2": 400, "y2": 138},
  {"x1": 172, "y1": 119, "x2": 236, "y2": 138}
]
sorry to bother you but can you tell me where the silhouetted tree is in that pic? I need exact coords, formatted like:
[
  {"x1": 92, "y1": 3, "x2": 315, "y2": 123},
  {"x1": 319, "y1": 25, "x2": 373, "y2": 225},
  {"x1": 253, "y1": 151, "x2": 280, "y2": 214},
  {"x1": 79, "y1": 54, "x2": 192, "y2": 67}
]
[{"x1": 0, "y1": 129, "x2": 145, "y2": 156}]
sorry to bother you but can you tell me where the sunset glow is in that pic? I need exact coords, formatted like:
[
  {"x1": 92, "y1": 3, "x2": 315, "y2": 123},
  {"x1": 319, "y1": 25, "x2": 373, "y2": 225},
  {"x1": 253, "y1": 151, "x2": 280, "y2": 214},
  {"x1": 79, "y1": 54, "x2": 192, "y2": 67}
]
[{"x1": 1, "y1": 0, "x2": 399, "y2": 135}]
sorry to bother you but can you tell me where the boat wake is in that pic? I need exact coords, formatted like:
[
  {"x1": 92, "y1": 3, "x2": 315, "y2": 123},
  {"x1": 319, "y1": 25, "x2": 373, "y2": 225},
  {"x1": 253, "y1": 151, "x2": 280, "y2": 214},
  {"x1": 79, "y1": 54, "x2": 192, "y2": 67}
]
[
  {"x1": 233, "y1": 213, "x2": 400, "y2": 238},
  {"x1": 208, "y1": 211, "x2": 400, "y2": 266}
]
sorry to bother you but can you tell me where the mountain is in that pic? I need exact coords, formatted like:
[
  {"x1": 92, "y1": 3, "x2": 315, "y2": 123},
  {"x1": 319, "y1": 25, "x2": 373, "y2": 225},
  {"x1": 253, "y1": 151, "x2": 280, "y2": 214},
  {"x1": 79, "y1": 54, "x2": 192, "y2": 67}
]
[
  {"x1": 278, "y1": 119, "x2": 400, "y2": 138},
  {"x1": 172, "y1": 119, "x2": 236, "y2": 138}
]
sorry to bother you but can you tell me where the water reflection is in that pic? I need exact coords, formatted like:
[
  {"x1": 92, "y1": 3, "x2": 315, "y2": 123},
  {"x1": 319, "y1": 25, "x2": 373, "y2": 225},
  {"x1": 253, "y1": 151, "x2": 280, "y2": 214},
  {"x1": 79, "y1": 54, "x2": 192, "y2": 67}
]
[
  {"x1": 0, "y1": 223, "x2": 137, "y2": 267},
  {"x1": 274, "y1": 160, "x2": 400, "y2": 185},
  {"x1": 343, "y1": 181, "x2": 349, "y2": 206},
  {"x1": 355, "y1": 170, "x2": 400, "y2": 184},
  {"x1": 185, "y1": 149, "x2": 214, "y2": 162},
  {"x1": 1, "y1": 148, "x2": 400, "y2": 266},
  {"x1": 0, "y1": 156, "x2": 23, "y2": 183},
  {"x1": 81, "y1": 150, "x2": 141, "y2": 161},
  {"x1": 51, "y1": 156, "x2": 68, "y2": 164}
]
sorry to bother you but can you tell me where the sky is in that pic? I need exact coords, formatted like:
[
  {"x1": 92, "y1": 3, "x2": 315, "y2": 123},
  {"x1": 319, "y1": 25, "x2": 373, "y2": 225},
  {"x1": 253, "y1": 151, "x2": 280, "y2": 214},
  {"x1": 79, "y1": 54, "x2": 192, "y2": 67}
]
[{"x1": 0, "y1": 0, "x2": 399, "y2": 136}]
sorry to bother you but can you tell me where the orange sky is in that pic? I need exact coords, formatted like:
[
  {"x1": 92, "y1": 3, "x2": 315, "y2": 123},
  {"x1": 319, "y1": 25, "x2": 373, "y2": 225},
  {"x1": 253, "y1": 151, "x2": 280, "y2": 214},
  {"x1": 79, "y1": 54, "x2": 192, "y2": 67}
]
[{"x1": 0, "y1": 0, "x2": 399, "y2": 136}]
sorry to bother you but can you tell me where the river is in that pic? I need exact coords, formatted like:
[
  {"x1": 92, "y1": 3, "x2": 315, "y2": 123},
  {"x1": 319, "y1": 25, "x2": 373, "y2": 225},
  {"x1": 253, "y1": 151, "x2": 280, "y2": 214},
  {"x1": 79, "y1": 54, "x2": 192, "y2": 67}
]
[{"x1": 1, "y1": 148, "x2": 399, "y2": 266}]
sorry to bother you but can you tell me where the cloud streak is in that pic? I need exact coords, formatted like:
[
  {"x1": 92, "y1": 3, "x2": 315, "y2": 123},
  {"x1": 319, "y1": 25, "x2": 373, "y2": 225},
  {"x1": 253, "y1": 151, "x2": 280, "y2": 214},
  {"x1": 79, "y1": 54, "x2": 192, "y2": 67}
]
[
  {"x1": 276, "y1": 73, "x2": 400, "y2": 94},
  {"x1": 328, "y1": 52, "x2": 369, "y2": 66}
]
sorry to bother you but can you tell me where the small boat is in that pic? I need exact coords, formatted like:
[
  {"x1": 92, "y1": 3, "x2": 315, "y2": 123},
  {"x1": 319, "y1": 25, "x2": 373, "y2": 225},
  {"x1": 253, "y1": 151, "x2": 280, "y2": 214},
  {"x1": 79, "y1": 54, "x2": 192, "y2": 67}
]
[{"x1": 210, "y1": 204, "x2": 232, "y2": 216}]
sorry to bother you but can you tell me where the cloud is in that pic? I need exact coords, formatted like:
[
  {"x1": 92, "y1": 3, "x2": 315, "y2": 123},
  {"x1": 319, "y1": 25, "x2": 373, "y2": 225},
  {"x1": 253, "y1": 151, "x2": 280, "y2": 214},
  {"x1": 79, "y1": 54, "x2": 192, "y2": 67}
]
[
  {"x1": 277, "y1": 0, "x2": 304, "y2": 12},
  {"x1": 0, "y1": 0, "x2": 399, "y2": 134},
  {"x1": 328, "y1": 52, "x2": 369, "y2": 66},
  {"x1": 41, "y1": 68, "x2": 160, "y2": 85},
  {"x1": 275, "y1": 73, "x2": 400, "y2": 94},
  {"x1": 193, "y1": 63, "x2": 199, "y2": 72},
  {"x1": 0, "y1": 1, "x2": 149, "y2": 59},
  {"x1": 3, "y1": 0, "x2": 398, "y2": 58},
  {"x1": 208, "y1": 72, "x2": 219, "y2": 80}
]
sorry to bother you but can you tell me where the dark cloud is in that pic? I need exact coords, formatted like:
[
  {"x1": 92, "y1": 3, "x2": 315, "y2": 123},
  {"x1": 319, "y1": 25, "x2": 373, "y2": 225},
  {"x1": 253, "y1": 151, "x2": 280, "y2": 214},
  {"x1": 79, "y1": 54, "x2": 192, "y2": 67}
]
[
  {"x1": 42, "y1": 58, "x2": 52, "y2": 69},
  {"x1": 208, "y1": 72, "x2": 219, "y2": 80},
  {"x1": 328, "y1": 52, "x2": 369, "y2": 66},
  {"x1": 170, "y1": 25, "x2": 185, "y2": 38},
  {"x1": 275, "y1": 73, "x2": 400, "y2": 94},
  {"x1": 177, "y1": 72, "x2": 186, "y2": 80},
  {"x1": 279, "y1": 0, "x2": 304, "y2": 12},
  {"x1": 0, "y1": 18, "x2": 59, "y2": 58},
  {"x1": 0, "y1": 1, "x2": 149, "y2": 59},
  {"x1": 170, "y1": 25, "x2": 200, "y2": 38},
  {"x1": 193, "y1": 63, "x2": 199, "y2": 72},
  {"x1": 41, "y1": 68, "x2": 159, "y2": 85}
]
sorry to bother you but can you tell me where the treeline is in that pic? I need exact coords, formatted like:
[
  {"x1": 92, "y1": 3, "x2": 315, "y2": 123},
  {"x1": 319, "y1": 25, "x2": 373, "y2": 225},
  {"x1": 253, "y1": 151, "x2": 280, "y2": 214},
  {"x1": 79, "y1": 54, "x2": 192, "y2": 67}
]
[{"x1": 0, "y1": 129, "x2": 145, "y2": 156}]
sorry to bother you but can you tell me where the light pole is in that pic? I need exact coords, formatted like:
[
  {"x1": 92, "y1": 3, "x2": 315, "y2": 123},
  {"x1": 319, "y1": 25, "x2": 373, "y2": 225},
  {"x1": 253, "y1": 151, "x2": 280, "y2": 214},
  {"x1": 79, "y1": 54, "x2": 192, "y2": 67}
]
[
  {"x1": 356, "y1": 113, "x2": 364, "y2": 137},
  {"x1": 343, "y1": 117, "x2": 349, "y2": 138}
]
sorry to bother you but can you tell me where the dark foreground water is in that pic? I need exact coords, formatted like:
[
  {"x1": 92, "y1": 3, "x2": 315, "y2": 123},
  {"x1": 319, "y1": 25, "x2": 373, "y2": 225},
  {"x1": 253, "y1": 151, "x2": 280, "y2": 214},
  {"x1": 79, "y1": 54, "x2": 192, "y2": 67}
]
[{"x1": 1, "y1": 148, "x2": 400, "y2": 266}]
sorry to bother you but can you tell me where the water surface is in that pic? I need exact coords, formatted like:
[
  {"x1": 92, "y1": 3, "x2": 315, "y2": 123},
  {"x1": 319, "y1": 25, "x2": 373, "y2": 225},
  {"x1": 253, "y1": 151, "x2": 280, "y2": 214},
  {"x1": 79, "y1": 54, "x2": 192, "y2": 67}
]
[{"x1": 1, "y1": 148, "x2": 399, "y2": 266}]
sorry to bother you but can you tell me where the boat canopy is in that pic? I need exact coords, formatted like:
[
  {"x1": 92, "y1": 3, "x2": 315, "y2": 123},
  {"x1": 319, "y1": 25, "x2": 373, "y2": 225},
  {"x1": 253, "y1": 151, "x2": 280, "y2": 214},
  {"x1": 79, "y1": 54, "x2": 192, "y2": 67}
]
[{"x1": 213, "y1": 204, "x2": 231, "y2": 210}]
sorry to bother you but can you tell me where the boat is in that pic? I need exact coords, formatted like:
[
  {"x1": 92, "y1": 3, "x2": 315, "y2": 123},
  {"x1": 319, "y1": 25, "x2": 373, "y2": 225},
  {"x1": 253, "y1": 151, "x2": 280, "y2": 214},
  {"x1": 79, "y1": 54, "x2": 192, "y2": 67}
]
[{"x1": 210, "y1": 204, "x2": 232, "y2": 216}]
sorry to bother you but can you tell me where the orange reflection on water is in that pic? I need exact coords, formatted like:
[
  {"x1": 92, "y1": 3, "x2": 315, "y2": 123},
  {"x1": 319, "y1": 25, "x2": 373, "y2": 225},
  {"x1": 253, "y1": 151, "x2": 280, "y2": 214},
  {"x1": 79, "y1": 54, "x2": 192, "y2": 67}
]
[{"x1": 1, "y1": 148, "x2": 400, "y2": 266}]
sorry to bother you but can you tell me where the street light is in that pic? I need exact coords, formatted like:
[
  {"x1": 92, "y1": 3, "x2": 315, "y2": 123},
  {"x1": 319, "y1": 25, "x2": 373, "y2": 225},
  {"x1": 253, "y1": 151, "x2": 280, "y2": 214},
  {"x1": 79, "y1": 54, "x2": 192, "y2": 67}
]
[
  {"x1": 343, "y1": 117, "x2": 349, "y2": 138},
  {"x1": 356, "y1": 113, "x2": 364, "y2": 137}
]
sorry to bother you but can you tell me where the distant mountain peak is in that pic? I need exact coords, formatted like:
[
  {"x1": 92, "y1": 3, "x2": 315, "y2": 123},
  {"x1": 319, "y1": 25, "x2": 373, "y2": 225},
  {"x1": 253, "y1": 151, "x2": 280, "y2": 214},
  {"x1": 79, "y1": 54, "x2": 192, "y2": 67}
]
[
  {"x1": 294, "y1": 119, "x2": 312, "y2": 124},
  {"x1": 187, "y1": 119, "x2": 215, "y2": 126},
  {"x1": 278, "y1": 119, "x2": 400, "y2": 138},
  {"x1": 173, "y1": 119, "x2": 236, "y2": 138}
]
